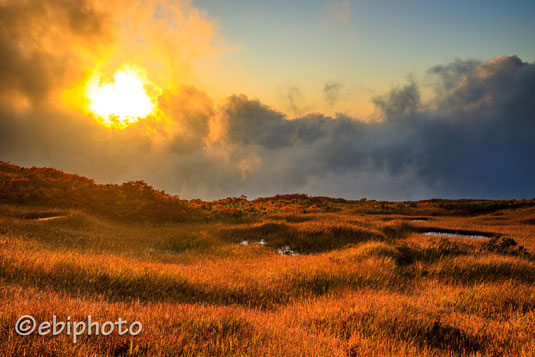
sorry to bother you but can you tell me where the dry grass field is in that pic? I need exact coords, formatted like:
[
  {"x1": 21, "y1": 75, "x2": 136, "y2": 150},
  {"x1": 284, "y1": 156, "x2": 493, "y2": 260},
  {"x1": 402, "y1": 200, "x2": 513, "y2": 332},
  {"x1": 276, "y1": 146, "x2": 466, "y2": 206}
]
[
  {"x1": 1, "y1": 164, "x2": 535, "y2": 356},
  {"x1": 1, "y1": 205, "x2": 535, "y2": 356}
]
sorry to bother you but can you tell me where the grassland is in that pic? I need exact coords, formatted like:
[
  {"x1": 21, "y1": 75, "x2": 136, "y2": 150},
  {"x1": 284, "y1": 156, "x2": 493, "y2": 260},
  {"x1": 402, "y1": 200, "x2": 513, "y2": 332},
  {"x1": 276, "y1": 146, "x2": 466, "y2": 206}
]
[{"x1": 1, "y1": 163, "x2": 535, "y2": 356}]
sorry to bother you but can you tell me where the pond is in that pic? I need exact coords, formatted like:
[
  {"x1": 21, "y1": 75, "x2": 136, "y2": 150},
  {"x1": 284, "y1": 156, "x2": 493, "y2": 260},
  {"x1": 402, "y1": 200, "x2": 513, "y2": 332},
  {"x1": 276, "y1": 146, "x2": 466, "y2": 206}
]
[
  {"x1": 423, "y1": 231, "x2": 488, "y2": 239},
  {"x1": 240, "y1": 240, "x2": 298, "y2": 255}
]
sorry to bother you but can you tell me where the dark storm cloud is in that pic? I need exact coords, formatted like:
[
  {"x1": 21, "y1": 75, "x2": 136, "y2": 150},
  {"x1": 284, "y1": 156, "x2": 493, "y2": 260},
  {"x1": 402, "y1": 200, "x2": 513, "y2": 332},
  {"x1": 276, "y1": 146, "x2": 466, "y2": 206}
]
[
  {"x1": 210, "y1": 55, "x2": 535, "y2": 199},
  {"x1": 415, "y1": 56, "x2": 535, "y2": 197},
  {"x1": 219, "y1": 94, "x2": 326, "y2": 149}
]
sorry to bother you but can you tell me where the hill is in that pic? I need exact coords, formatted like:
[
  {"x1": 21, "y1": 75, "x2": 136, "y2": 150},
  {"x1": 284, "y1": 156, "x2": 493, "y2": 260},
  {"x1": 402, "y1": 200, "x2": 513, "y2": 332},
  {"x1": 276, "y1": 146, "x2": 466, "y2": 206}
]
[
  {"x1": 2, "y1": 161, "x2": 534, "y2": 221},
  {"x1": 1, "y1": 162, "x2": 535, "y2": 355}
]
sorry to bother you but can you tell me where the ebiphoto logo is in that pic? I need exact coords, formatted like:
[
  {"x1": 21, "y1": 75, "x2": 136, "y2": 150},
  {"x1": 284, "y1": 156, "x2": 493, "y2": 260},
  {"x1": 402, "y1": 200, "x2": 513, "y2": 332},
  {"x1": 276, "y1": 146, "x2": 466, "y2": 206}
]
[{"x1": 15, "y1": 315, "x2": 142, "y2": 343}]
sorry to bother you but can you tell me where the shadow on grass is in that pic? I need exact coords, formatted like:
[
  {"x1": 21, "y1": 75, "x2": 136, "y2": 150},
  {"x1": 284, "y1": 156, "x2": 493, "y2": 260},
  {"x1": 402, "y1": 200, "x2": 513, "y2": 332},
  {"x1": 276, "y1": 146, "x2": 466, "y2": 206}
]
[{"x1": 313, "y1": 310, "x2": 487, "y2": 354}]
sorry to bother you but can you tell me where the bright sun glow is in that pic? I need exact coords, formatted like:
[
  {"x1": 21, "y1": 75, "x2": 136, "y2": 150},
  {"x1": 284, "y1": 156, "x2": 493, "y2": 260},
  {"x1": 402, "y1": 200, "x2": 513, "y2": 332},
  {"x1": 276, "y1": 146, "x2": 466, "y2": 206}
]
[{"x1": 86, "y1": 66, "x2": 158, "y2": 128}]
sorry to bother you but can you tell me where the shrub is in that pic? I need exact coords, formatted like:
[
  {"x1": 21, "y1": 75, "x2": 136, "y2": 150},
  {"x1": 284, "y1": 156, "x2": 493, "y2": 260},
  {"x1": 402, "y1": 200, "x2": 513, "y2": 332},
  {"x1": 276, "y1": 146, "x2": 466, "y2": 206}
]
[{"x1": 481, "y1": 236, "x2": 532, "y2": 258}]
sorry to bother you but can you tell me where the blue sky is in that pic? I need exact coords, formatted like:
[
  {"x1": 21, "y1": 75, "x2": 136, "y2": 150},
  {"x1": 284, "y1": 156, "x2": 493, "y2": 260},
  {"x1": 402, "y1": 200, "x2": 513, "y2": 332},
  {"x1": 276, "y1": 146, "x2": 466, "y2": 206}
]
[{"x1": 195, "y1": 0, "x2": 535, "y2": 116}]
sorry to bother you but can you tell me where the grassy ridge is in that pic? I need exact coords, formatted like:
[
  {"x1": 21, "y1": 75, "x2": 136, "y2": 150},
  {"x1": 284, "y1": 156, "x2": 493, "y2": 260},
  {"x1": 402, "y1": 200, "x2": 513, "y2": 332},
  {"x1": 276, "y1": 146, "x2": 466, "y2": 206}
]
[{"x1": 3, "y1": 161, "x2": 535, "y2": 221}]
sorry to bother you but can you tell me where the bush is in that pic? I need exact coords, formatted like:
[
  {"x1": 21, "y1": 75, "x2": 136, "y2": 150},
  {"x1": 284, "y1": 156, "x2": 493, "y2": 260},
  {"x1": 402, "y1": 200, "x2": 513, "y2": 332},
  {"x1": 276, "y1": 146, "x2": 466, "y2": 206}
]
[{"x1": 481, "y1": 236, "x2": 531, "y2": 258}]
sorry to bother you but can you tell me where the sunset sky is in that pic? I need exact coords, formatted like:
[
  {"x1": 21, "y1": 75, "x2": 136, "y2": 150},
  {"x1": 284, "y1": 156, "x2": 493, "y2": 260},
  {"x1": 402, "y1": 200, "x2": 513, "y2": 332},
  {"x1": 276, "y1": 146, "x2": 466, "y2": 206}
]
[
  {"x1": 1, "y1": 0, "x2": 534, "y2": 200},
  {"x1": 196, "y1": 0, "x2": 535, "y2": 116}
]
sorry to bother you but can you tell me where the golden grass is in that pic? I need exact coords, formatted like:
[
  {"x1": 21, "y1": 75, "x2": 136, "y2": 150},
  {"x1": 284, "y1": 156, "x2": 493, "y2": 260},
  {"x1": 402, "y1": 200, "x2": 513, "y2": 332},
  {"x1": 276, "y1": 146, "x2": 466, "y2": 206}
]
[{"x1": 1, "y1": 204, "x2": 535, "y2": 356}]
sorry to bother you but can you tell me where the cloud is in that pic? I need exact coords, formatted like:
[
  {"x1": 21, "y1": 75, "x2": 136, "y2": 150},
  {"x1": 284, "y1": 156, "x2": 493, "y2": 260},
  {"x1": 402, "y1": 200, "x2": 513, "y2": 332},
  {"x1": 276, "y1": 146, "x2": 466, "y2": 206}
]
[
  {"x1": 0, "y1": 0, "x2": 534, "y2": 200},
  {"x1": 372, "y1": 79, "x2": 420, "y2": 120},
  {"x1": 322, "y1": 0, "x2": 351, "y2": 26},
  {"x1": 0, "y1": 0, "x2": 110, "y2": 110},
  {"x1": 200, "y1": 55, "x2": 535, "y2": 199},
  {"x1": 425, "y1": 58, "x2": 480, "y2": 97},
  {"x1": 278, "y1": 84, "x2": 307, "y2": 116},
  {"x1": 0, "y1": 0, "x2": 217, "y2": 112},
  {"x1": 158, "y1": 85, "x2": 214, "y2": 153},
  {"x1": 323, "y1": 81, "x2": 343, "y2": 106},
  {"x1": 0, "y1": 0, "x2": 219, "y2": 183}
]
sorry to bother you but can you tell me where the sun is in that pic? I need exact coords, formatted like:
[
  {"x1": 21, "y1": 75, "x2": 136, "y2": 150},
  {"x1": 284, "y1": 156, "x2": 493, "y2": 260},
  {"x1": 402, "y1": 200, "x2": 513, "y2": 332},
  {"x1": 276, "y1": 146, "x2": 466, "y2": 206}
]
[{"x1": 86, "y1": 65, "x2": 159, "y2": 128}]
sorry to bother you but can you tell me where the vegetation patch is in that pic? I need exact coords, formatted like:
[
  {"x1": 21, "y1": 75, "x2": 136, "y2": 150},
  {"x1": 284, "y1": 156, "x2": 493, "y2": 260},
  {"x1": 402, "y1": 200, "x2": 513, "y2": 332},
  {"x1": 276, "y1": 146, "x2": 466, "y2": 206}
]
[
  {"x1": 157, "y1": 232, "x2": 213, "y2": 253},
  {"x1": 219, "y1": 221, "x2": 390, "y2": 254},
  {"x1": 480, "y1": 236, "x2": 532, "y2": 258}
]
